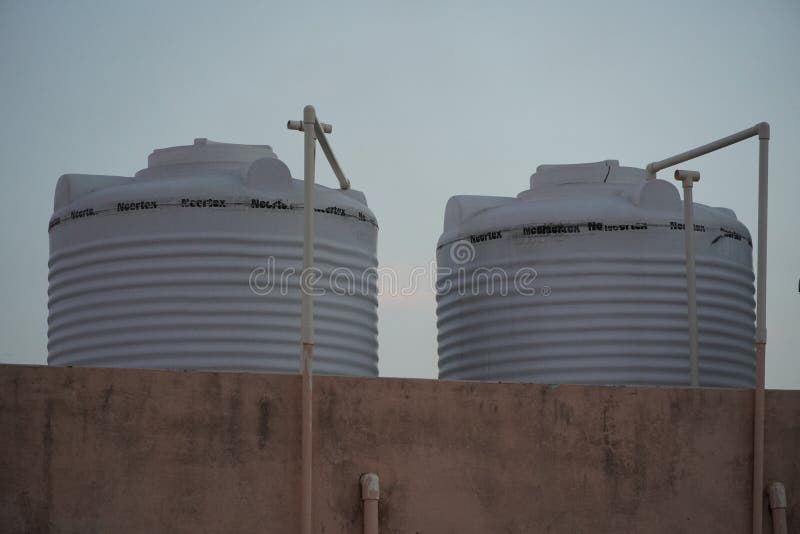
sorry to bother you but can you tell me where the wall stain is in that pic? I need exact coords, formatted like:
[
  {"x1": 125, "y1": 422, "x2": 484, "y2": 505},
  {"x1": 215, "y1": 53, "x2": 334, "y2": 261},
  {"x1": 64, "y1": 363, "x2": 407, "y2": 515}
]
[
  {"x1": 225, "y1": 390, "x2": 242, "y2": 462},
  {"x1": 41, "y1": 399, "x2": 54, "y2": 531},
  {"x1": 101, "y1": 385, "x2": 114, "y2": 415},
  {"x1": 258, "y1": 398, "x2": 271, "y2": 449},
  {"x1": 602, "y1": 404, "x2": 617, "y2": 477}
]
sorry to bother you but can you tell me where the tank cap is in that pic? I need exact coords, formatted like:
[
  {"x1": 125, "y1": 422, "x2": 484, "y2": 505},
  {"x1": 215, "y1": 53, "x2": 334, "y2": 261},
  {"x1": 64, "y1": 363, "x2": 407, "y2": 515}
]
[{"x1": 147, "y1": 138, "x2": 277, "y2": 168}]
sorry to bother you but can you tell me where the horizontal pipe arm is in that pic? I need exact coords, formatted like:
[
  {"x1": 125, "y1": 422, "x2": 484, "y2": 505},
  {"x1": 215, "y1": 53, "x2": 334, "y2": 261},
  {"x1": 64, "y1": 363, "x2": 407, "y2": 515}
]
[
  {"x1": 646, "y1": 122, "x2": 769, "y2": 176},
  {"x1": 288, "y1": 120, "x2": 332, "y2": 134}
]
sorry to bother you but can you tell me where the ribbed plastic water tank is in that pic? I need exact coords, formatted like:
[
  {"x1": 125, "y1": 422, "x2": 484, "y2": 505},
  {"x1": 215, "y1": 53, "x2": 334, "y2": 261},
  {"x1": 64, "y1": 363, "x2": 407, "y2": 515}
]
[
  {"x1": 48, "y1": 139, "x2": 379, "y2": 375},
  {"x1": 436, "y1": 160, "x2": 755, "y2": 387}
]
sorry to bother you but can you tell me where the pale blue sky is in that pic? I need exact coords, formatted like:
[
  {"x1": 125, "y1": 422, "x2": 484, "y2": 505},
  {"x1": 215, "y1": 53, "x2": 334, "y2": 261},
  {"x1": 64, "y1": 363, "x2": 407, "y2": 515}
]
[{"x1": 1, "y1": 0, "x2": 798, "y2": 387}]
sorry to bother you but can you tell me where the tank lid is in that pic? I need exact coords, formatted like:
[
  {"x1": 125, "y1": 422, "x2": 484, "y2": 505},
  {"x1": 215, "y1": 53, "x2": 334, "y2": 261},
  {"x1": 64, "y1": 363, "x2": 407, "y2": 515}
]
[
  {"x1": 147, "y1": 138, "x2": 277, "y2": 168},
  {"x1": 524, "y1": 160, "x2": 649, "y2": 193},
  {"x1": 530, "y1": 160, "x2": 617, "y2": 187}
]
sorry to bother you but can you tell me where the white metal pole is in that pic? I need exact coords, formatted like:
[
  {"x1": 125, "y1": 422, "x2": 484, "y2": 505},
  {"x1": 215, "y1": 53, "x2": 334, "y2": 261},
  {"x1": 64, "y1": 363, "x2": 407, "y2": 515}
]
[
  {"x1": 756, "y1": 132, "x2": 769, "y2": 344},
  {"x1": 300, "y1": 104, "x2": 316, "y2": 534},
  {"x1": 752, "y1": 127, "x2": 769, "y2": 534},
  {"x1": 288, "y1": 106, "x2": 354, "y2": 534},
  {"x1": 674, "y1": 170, "x2": 701, "y2": 386}
]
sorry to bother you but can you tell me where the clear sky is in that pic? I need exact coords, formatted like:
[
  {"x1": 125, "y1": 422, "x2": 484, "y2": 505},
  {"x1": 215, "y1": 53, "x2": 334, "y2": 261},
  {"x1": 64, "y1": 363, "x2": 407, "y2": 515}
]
[{"x1": 1, "y1": 0, "x2": 798, "y2": 388}]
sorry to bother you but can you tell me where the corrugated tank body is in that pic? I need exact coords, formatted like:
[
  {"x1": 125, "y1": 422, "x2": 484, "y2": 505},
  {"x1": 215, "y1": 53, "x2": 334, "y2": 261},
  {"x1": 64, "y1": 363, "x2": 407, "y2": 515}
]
[
  {"x1": 436, "y1": 160, "x2": 755, "y2": 387},
  {"x1": 48, "y1": 139, "x2": 379, "y2": 375}
]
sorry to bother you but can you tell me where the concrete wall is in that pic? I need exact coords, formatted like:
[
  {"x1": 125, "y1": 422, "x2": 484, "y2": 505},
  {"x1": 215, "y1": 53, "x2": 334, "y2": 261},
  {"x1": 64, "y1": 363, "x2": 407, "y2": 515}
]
[{"x1": 1, "y1": 365, "x2": 797, "y2": 533}]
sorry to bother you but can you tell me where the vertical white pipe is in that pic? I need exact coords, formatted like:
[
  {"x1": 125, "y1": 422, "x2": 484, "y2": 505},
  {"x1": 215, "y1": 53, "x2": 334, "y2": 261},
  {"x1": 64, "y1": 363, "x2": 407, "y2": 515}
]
[
  {"x1": 683, "y1": 184, "x2": 700, "y2": 387},
  {"x1": 756, "y1": 132, "x2": 769, "y2": 342},
  {"x1": 301, "y1": 104, "x2": 316, "y2": 534},
  {"x1": 753, "y1": 129, "x2": 769, "y2": 534},
  {"x1": 675, "y1": 170, "x2": 701, "y2": 386},
  {"x1": 767, "y1": 481, "x2": 787, "y2": 534},
  {"x1": 360, "y1": 473, "x2": 380, "y2": 534}
]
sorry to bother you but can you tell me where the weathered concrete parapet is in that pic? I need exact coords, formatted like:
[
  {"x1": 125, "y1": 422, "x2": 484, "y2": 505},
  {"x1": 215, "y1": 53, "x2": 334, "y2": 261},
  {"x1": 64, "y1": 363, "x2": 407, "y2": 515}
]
[{"x1": 0, "y1": 365, "x2": 797, "y2": 533}]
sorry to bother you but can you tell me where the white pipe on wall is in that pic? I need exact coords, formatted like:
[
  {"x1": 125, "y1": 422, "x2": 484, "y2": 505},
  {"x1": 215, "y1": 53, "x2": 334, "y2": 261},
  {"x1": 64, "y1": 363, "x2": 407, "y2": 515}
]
[
  {"x1": 645, "y1": 122, "x2": 770, "y2": 534},
  {"x1": 767, "y1": 481, "x2": 788, "y2": 534},
  {"x1": 360, "y1": 473, "x2": 380, "y2": 534},
  {"x1": 300, "y1": 104, "x2": 316, "y2": 534},
  {"x1": 753, "y1": 126, "x2": 770, "y2": 534},
  {"x1": 288, "y1": 105, "x2": 355, "y2": 534}
]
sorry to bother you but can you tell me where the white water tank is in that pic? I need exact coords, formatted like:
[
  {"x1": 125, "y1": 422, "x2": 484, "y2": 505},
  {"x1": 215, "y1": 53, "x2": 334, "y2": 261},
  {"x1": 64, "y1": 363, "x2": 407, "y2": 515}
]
[
  {"x1": 437, "y1": 160, "x2": 755, "y2": 387},
  {"x1": 48, "y1": 139, "x2": 379, "y2": 375}
]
